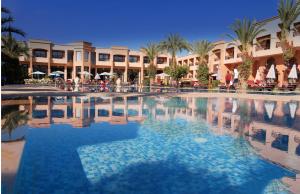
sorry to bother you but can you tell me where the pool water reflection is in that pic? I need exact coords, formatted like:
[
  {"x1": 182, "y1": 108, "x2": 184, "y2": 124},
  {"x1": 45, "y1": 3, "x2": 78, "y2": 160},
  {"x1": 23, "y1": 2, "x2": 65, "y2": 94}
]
[{"x1": 1, "y1": 95, "x2": 300, "y2": 194}]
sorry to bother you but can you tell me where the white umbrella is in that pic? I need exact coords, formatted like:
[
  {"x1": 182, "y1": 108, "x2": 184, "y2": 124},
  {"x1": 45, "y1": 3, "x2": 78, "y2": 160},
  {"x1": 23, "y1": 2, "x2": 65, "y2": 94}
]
[
  {"x1": 94, "y1": 73, "x2": 100, "y2": 80},
  {"x1": 156, "y1": 73, "x2": 170, "y2": 77},
  {"x1": 30, "y1": 71, "x2": 45, "y2": 79},
  {"x1": 254, "y1": 69, "x2": 261, "y2": 82},
  {"x1": 49, "y1": 73, "x2": 60, "y2": 77},
  {"x1": 30, "y1": 71, "x2": 45, "y2": 75},
  {"x1": 264, "y1": 101, "x2": 275, "y2": 119},
  {"x1": 100, "y1": 72, "x2": 113, "y2": 76},
  {"x1": 288, "y1": 64, "x2": 298, "y2": 79},
  {"x1": 266, "y1": 64, "x2": 276, "y2": 79},
  {"x1": 51, "y1": 71, "x2": 64, "y2": 75},
  {"x1": 216, "y1": 68, "x2": 222, "y2": 81},
  {"x1": 289, "y1": 102, "x2": 298, "y2": 119},
  {"x1": 79, "y1": 71, "x2": 92, "y2": 76}
]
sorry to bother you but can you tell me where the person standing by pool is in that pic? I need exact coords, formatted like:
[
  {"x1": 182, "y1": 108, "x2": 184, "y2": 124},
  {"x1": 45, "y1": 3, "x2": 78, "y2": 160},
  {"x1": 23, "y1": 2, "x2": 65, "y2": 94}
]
[
  {"x1": 233, "y1": 68, "x2": 239, "y2": 87},
  {"x1": 225, "y1": 71, "x2": 232, "y2": 88}
]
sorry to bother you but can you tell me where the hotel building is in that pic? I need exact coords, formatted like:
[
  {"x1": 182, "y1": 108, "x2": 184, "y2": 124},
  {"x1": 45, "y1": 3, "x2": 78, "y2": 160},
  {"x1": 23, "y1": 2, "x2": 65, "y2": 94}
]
[{"x1": 19, "y1": 16, "x2": 300, "y2": 86}]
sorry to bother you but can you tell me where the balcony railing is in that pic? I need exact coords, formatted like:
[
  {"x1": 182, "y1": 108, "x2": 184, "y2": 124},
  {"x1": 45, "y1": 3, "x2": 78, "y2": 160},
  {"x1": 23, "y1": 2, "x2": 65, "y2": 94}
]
[
  {"x1": 255, "y1": 45, "x2": 270, "y2": 51},
  {"x1": 225, "y1": 55, "x2": 234, "y2": 60}
]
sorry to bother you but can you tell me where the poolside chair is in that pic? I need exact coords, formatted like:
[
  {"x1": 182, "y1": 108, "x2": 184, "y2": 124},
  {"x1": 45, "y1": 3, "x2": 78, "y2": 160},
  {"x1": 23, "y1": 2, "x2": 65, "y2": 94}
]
[{"x1": 278, "y1": 82, "x2": 297, "y2": 91}]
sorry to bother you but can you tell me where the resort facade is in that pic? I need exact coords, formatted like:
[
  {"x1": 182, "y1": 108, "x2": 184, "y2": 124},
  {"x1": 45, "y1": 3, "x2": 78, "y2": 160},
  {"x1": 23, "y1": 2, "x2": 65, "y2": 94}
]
[{"x1": 19, "y1": 16, "x2": 300, "y2": 86}]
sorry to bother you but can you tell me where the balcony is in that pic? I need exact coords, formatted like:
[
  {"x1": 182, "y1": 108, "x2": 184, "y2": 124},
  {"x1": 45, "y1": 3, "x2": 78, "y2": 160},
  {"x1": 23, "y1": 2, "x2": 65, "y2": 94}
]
[
  {"x1": 225, "y1": 55, "x2": 234, "y2": 60},
  {"x1": 255, "y1": 35, "x2": 271, "y2": 51},
  {"x1": 214, "y1": 57, "x2": 220, "y2": 62},
  {"x1": 212, "y1": 49, "x2": 221, "y2": 62}
]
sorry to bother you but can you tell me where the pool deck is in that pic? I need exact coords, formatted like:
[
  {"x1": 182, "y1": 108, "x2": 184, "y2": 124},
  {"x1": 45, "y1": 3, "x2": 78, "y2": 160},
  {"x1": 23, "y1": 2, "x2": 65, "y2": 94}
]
[{"x1": 2, "y1": 85, "x2": 300, "y2": 102}]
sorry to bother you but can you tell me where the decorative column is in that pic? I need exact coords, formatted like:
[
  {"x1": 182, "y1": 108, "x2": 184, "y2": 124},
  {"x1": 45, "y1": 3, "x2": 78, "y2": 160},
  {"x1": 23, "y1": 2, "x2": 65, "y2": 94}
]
[
  {"x1": 124, "y1": 53, "x2": 128, "y2": 83},
  {"x1": 141, "y1": 60, "x2": 144, "y2": 85},
  {"x1": 47, "y1": 48, "x2": 51, "y2": 75},
  {"x1": 64, "y1": 65, "x2": 67, "y2": 80},
  {"x1": 29, "y1": 49, "x2": 33, "y2": 76}
]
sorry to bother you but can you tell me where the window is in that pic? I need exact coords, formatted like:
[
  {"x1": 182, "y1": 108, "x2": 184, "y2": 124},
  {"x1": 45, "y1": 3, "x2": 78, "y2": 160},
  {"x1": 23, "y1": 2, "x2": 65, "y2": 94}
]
[
  {"x1": 91, "y1": 52, "x2": 96, "y2": 64},
  {"x1": 157, "y1": 57, "x2": 166, "y2": 64},
  {"x1": 52, "y1": 50, "x2": 65, "y2": 59},
  {"x1": 76, "y1": 51, "x2": 81, "y2": 61},
  {"x1": 84, "y1": 51, "x2": 89, "y2": 62},
  {"x1": 143, "y1": 56, "x2": 150, "y2": 63},
  {"x1": 99, "y1": 53, "x2": 110, "y2": 61},
  {"x1": 67, "y1": 51, "x2": 73, "y2": 62},
  {"x1": 33, "y1": 49, "x2": 47, "y2": 58},
  {"x1": 129, "y1": 55, "x2": 139, "y2": 63},
  {"x1": 256, "y1": 35, "x2": 271, "y2": 51},
  {"x1": 113, "y1": 55, "x2": 125, "y2": 62}
]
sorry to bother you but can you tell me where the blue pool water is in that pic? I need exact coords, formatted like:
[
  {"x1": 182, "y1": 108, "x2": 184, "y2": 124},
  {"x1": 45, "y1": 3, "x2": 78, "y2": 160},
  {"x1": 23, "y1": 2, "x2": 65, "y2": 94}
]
[{"x1": 2, "y1": 96, "x2": 299, "y2": 194}]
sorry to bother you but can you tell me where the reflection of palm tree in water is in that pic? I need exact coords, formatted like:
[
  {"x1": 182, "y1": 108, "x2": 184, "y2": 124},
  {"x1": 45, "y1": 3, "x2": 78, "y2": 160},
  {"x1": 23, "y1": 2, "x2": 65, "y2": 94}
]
[
  {"x1": 1, "y1": 110, "x2": 28, "y2": 140},
  {"x1": 233, "y1": 100, "x2": 253, "y2": 156}
]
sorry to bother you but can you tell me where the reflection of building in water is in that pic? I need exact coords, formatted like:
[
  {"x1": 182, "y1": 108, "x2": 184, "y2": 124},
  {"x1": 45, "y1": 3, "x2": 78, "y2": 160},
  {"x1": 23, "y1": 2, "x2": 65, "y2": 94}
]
[
  {"x1": 23, "y1": 96, "x2": 146, "y2": 128},
  {"x1": 2, "y1": 96, "x2": 300, "y2": 193},
  {"x1": 18, "y1": 96, "x2": 300, "y2": 161}
]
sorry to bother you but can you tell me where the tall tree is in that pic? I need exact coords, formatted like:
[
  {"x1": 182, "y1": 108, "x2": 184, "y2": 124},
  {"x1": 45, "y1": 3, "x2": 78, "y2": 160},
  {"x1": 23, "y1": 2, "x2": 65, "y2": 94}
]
[
  {"x1": 192, "y1": 40, "x2": 214, "y2": 85},
  {"x1": 159, "y1": 33, "x2": 190, "y2": 67},
  {"x1": 1, "y1": 6, "x2": 29, "y2": 84},
  {"x1": 141, "y1": 43, "x2": 161, "y2": 85},
  {"x1": 1, "y1": 7, "x2": 26, "y2": 37},
  {"x1": 277, "y1": 0, "x2": 300, "y2": 64},
  {"x1": 228, "y1": 19, "x2": 265, "y2": 89}
]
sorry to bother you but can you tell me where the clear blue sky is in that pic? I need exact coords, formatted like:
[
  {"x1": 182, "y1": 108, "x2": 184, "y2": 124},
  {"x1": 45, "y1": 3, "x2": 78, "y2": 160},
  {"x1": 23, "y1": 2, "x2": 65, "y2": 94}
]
[{"x1": 3, "y1": 0, "x2": 278, "y2": 50}]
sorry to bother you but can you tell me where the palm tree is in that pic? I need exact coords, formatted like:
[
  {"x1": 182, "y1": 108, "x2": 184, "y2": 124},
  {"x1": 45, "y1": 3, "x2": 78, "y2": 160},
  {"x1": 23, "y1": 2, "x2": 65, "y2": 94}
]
[
  {"x1": 141, "y1": 43, "x2": 161, "y2": 85},
  {"x1": 192, "y1": 40, "x2": 214, "y2": 65},
  {"x1": 2, "y1": 34, "x2": 29, "y2": 59},
  {"x1": 159, "y1": 33, "x2": 191, "y2": 67},
  {"x1": 192, "y1": 41, "x2": 214, "y2": 85},
  {"x1": 2, "y1": 110, "x2": 28, "y2": 139},
  {"x1": 277, "y1": 0, "x2": 300, "y2": 63},
  {"x1": 228, "y1": 19, "x2": 266, "y2": 89},
  {"x1": 1, "y1": 6, "x2": 26, "y2": 37}
]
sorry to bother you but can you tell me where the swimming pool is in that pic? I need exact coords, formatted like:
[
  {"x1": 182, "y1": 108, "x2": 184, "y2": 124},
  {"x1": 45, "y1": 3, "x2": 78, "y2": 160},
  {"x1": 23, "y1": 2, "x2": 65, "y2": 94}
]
[{"x1": 2, "y1": 95, "x2": 300, "y2": 194}]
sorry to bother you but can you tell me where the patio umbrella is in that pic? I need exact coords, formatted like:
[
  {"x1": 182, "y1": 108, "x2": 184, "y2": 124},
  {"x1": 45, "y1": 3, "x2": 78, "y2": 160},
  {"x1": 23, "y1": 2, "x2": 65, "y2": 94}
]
[
  {"x1": 94, "y1": 73, "x2": 100, "y2": 80},
  {"x1": 79, "y1": 71, "x2": 93, "y2": 76},
  {"x1": 288, "y1": 64, "x2": 298, "y2": 79},
  {"x1": 254, "y1": 69, "x2": 261, "y2": 82},
  {"x1": 266, "y1": 64, "x2": 276, "y2": 79},
  {"x1": 216, "y1": 68, "x2": 222, "y2": 81},
  {"x1": 289, "y1": 101, "x2": 298, "y2": 119},
  {"x1": 156, "y1": 73, "x2": 170, "y2": 77},
  {"x1": 100, "y1": 72, "x2": 113, "y2": 76},
  {"x1": 30, "y1": 71, "x2": 45, "y2": 79},
  {"x1": 264, "y1": 101, "x2": 275, "y2": 119},
  {"x1": 49, "y1": 73, "x2": 60, "y2": 77},
  {"x1": 52, "y1": 71, "x2": 64, "y2": 75}
]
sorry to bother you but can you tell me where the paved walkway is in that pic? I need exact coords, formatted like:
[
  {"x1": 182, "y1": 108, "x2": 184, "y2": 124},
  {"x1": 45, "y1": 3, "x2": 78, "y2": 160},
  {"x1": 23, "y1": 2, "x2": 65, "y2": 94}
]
[{"x1": 2, "y1": 85, "x2": 300, "y2": 101}]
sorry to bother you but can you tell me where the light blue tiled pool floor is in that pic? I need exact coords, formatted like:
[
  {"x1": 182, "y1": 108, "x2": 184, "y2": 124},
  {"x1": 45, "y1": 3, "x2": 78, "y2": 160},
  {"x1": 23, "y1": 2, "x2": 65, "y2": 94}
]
[{"x1": 14, "y1": 118, "x2": 294, "y2": 194}]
